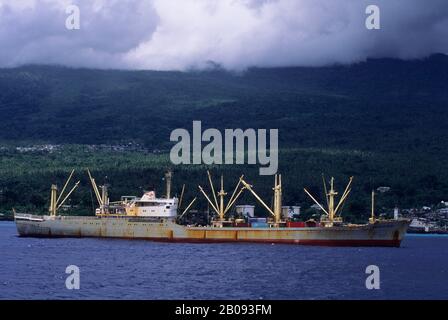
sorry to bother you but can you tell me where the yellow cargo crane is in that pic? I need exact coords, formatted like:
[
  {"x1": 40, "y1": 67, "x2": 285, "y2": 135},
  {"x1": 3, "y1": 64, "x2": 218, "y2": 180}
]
[
  {"x1": 87, "y1": 169, "x2": 109, "y2": 215},
  {"x1": 48, "y1": 169, "x2": 80, "y2": 216},
  {"x1": 198, "y1": 171, "x2": 246, "y2": 225},
  {"x1": 304, "y1": 175, "x2": 353, "y2": 227},
  {"x1": 176, "y1": 183, "x2": 197, "y2": 221},
  {"x1": 178, "y1": 184, "x2": 185, "y2": 210},
  {"x1": 177, "y1": 197, "x2": 198, "y2": 221},
  {"x1": 240, "y1": 174, "x2": 283, "y2": 226}
]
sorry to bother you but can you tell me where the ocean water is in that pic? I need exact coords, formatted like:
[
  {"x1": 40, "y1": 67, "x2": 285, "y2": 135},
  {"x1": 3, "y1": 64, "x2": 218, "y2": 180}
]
[{"x1": 0, "y1": 221, "x2": 447, "y2": 300}]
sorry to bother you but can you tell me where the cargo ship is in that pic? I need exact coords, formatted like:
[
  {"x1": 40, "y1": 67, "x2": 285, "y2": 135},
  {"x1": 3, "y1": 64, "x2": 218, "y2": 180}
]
[{"x1": 14, "y1": 170, "x2": 410, "y2": 247}]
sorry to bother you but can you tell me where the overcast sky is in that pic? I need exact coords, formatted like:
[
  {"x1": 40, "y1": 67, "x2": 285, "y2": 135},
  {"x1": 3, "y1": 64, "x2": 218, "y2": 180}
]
[{"x1": 0, "y1": 0, "x2": 447, "y2": 70}]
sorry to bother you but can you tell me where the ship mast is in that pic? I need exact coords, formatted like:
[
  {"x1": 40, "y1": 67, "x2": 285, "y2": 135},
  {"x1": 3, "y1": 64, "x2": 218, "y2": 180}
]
[
  {"x1": 304, "y1": 176, "x2": 353, "y2": 227},
  {"x1": 49, "y1": 184, "x2": 57, "y2": 216},
  {"x1": 87, "y1": 169, "x2": 108, "y2": 215},
  {"x1": 165, "y1": 170, "x2": 172, "y2": 199},
  {"x1": 273, "y1": 174, "x2": 282, "y2": 224},
  {"x1": 217, "y1": 175, "x2": 227, "y2": 221},
  {"x1": 198, "y1": 171, "x2": 245, "y2": 223},
  {"x1": 328, "y1": 178, "x2": 337, "y2": 223},
  {"x1": 100, "y1": 184, "x2": 109, "y2": 214},
  {"x1": 370, "y1": 190, "x2": 376, "y2": 223},
  {"x1": 240, "y1": 174, "x2": 283, "y2": 225}
]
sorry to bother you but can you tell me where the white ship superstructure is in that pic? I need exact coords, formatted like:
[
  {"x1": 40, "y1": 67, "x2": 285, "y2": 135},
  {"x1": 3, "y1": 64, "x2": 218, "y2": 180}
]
[{"x1": 122, "y1": 191, "x2": 178, "y2": 218}]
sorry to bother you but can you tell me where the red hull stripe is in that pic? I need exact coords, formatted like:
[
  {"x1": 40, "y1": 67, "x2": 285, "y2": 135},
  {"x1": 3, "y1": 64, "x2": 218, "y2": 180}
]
[
  {"x1": 19, "y1": 234, "x2": 402, "y2": 247},
  {"x1": 167, "y1": 238, "x2": 402, "y2": 247}
]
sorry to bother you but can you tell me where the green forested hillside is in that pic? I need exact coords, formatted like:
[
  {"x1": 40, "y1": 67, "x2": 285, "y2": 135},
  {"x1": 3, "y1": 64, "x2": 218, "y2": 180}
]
[
  {"x1": 1, "y1": 54, "x2": 447, "y2": 151},
  {"x1": 1, "y1": 55, "x2": 447, "y2": 220}
]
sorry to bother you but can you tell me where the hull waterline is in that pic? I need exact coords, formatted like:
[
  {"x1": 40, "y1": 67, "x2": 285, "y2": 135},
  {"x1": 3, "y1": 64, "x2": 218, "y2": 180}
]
[{"x1": 14, "y1": 214, "x2": 410, "y2": 247}]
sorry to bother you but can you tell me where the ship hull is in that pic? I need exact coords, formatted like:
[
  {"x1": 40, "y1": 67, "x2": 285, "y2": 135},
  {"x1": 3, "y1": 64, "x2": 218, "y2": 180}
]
[{"x1": 14, "y1": 215, "x2": 410, "y2": 247}]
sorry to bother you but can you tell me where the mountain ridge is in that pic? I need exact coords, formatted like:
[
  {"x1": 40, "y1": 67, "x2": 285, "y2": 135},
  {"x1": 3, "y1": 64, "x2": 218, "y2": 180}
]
[{"x1": 0, "y1": 54, "x2": 447, "y2": 151}]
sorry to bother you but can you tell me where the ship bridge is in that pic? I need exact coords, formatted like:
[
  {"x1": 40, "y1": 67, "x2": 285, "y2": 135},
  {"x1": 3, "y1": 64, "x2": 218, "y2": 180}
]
[{"x1": 126, "y1": 192, "x2": 178, "y2": 218}]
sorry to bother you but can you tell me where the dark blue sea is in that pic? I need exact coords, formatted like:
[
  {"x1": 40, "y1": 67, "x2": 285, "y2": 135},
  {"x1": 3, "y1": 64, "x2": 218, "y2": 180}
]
[{"x1": 1, "y1": 221, "x2": 447, "y2": 300}]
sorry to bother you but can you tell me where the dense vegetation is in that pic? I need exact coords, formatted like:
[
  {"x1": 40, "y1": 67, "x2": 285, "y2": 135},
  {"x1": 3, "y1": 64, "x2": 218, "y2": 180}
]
[{"x1": 1, "y1": 54, "x2": 447, "y2": 221}]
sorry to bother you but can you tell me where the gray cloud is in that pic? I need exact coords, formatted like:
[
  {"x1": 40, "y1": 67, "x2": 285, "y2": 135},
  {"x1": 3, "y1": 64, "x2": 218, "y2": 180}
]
[{"x1": 0, "y1": 0, "x2": 447, "y2": 70}]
